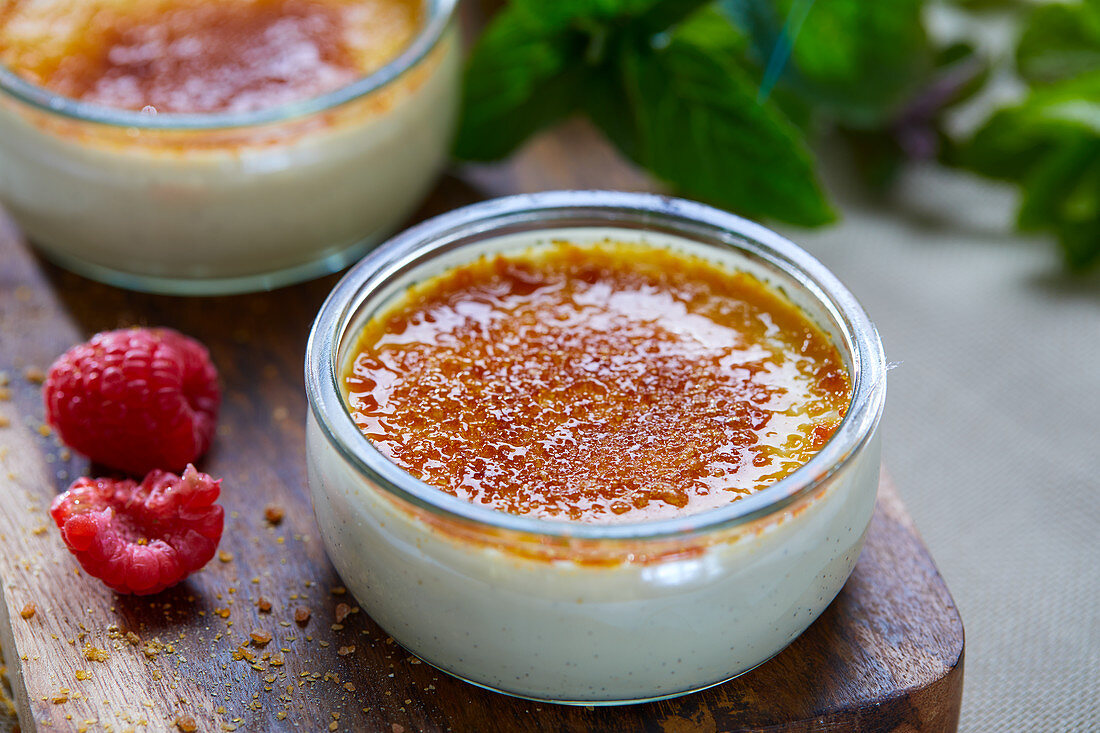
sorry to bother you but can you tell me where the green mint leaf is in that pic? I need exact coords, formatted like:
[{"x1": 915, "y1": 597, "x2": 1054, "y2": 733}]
[
  {"x1": 668, "y1": 4, "x2": 750, "y2": 59},
  {"x1": 1017, "y1": 0, "x2": 1100, "y2": 85},
  {"x1": 1017, "y1": 137, "x2": 1097, "y2": 231},
  {"x1": 944, "y1": 0, "x2": 1028, "y2": 8},
  {"x1": 1058, "y1": 225, "x2": 1100, "y2": 271},
  {"x1": 633, "y1": 0, "x2": 718, "y2": 35},
  {"x1": 453, "y1": 9, "x2": 586, "y2": 161},
  {"x1": 976, "y1": 72, "x2": 1100, "y2": 145},
  {"x1": 721, "y1": 0, "x2": 931, "y2": 126},
  {"x1": 583, "y1": 66, "x2": 640, "y2": 161},
  {"x1": 961, "y1": 110, "x2": 1054, "y2": 181},
  {"x1": 602, "y1": 26, "x2": 833, "y2": 226},
  {"x1": 961, "y1": 72, "x2": 1100, "y2": 270},
  {"x1": 932, "y1": 42, "x2": 990, "y2": 110},
  {"x1": 583, "y1": 6, "x2": 752, "y2": 162},
  {"x1": 1016, "y1": 137, "x2": 1100, "y2": 270},
  {"x1": 675, "y1": 4, "x2": 815, "y2": 130},
  {"x1": 963, "y1": 72, "x2": 1100, "y2": 179},
  {"x1": 509, "y1": 0, "x2": 711, "y2": 33},
  {"x1": 455, "y1": 0, "x2": 714, "y2": 162},
  {"x1": 510, "y1": 0, "x2": 656, "y2": 27}
]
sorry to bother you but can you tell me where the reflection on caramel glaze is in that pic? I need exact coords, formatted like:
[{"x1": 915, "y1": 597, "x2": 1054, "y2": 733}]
[
  {"x1": 0, "y1": 0, "x2": 421, "y2": 113},
  {"x1": 344, "y1": 242, "x2": 852, "y2": 524}
]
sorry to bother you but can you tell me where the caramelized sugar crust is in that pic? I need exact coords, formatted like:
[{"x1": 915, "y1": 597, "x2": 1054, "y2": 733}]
[
  {"x1": 343, "y1": 243, "x2": 852, "y2": 524},
  {"x1": 0, "y1": 0, "x2": 421, "y2": 113}
]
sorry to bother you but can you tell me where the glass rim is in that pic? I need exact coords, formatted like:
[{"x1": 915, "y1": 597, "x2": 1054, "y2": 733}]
[
  {"x1": 305, "y1": 191, "x2": 887, "y2": 542},
  {"x1": 0, "y1": 0, "x2": 457, "y2": 131}
]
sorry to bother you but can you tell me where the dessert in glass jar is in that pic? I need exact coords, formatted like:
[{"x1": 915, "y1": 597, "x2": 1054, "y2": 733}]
[
  {"x1": 305, "y1": 191, "x2": 887, "y2": 704},
  {"x1": 0, "y1": 0, "x2": 459, "y2": 293}
]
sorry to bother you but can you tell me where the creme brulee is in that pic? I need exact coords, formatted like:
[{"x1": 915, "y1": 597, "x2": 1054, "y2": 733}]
[
  {"x1": 0, "y1": 0, "x2": 421, "y2": 113},
  {"x1": 306, "y1": 195, "x2": 886, "y2": 704},
  {"x1": 0, "y1": 0, "x2": 459, "y2": 293},
  {"x1": 342, "y1": 242, "x2": 851, "y2": 523}
]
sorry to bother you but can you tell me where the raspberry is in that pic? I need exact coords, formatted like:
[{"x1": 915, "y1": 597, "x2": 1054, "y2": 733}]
[
  {"x1": 44, "y1": 328, "x2": 220, "y2": 475},
  {"x1": 50, "y1": 465, "x2": 224, "y2": 595}
]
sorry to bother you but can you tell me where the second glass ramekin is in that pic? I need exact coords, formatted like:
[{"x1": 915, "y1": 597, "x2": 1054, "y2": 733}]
[
  {"x1": 305, "y1": 191, "x2": 887, "y2": 704},
  {"x1": 0, "y1": 0, "x2": 459, "y2": 295}
]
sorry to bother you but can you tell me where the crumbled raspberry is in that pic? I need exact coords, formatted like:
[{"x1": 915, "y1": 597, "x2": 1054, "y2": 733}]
[
  {"x1": 50, "y1": 465, "x2": 224, "y2": 595},
  {"x1": 44, "y1": 328, "x2": 220, "y2": 475}
]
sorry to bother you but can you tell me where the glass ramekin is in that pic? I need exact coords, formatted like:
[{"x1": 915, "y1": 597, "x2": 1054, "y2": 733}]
[
  {"x1": 0, "y1": 0, "x2": 459, "y2": 295},
  {"x1": 304, "y1": 191, "x2": 887, "y2": 705}
]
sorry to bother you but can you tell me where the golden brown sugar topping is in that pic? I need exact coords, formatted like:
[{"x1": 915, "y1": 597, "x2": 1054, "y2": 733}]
[
  {"x1": 343, "y1": 242, "x2": 851, "y2": 524},
  {"x1": 0, "y1": 0, "x2": 422, "y2": 113}
]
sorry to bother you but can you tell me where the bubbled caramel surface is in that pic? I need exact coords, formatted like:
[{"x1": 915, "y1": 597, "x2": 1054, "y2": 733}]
[
  {"x1": 343, "y1": 242, "x2": 852, "y2": 524},
  {"x1": 0, "y1": 0, "x2": 421, "y2": 113}
]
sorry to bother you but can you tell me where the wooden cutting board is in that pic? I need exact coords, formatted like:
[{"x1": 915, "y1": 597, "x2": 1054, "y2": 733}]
[{"x1": 0, "y1": 121, "x2": 963, "y2": 733}]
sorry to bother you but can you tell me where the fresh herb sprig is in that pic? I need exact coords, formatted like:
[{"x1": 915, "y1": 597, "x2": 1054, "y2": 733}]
[
  {"x1": 456, "y1": 0, "x2": 1100, "y2": 271},
  {"x1": 957, "y1": 0, "x2": 1100, "y2": 270},
  {"x1": 456, "y1": 0, "x2": 834, "y2": 226}
]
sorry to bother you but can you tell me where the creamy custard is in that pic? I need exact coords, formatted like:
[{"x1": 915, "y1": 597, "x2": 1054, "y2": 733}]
[
  {"x1": 0, "y1": 0, "x2": 458, "y2": 293},
  {"x1": 343, "y1": 242, "x2": 851, "y2": 523}
]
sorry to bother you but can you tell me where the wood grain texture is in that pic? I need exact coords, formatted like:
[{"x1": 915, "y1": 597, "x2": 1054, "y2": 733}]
[{"x1": 0, "y1": 120, "x2": 962, "y2": 732}]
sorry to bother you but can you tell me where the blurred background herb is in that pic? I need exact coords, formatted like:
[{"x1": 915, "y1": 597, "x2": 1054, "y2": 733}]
[{"x1": 455, "y1": 0, "x2": 1099, "y2": 270}]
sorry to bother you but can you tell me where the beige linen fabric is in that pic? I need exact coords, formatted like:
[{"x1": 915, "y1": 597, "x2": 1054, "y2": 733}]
[{"x1": 787, "y1": 162, "x2": 1100, "y2": 732}]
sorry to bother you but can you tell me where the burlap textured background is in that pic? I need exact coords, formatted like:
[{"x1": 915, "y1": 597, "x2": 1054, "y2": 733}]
[{"x1": 790, "y1": 161, "x2": 1099, "y2": 732}]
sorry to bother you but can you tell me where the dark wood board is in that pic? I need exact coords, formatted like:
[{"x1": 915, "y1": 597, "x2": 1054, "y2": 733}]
[{"x1": 0, "y1": 120, "x2": 963, "y2": 733}]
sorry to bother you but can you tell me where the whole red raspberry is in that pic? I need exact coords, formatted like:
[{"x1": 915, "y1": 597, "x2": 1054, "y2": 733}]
[
  {"x1": 44, "y1": 328, "x2": 220, "y2": 475},
  {"x1": 50, "y1": 465, "x2": 224, "y2": 595}
]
